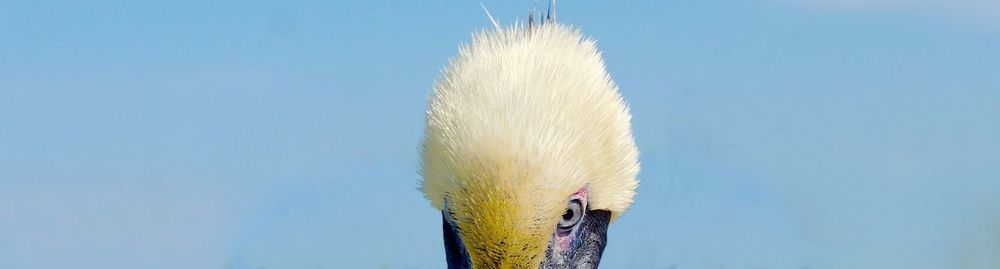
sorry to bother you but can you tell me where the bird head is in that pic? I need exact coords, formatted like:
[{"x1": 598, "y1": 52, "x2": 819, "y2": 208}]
[{"x1": 419, "y1": 13, "x2": 639, "y2": 269}]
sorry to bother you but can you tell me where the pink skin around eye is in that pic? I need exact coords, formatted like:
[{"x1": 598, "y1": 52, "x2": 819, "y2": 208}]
[{"x1": 552, "y1": 188, "x2": 588, "y2": 252}]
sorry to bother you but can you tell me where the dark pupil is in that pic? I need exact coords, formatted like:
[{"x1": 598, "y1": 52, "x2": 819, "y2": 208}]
[{"x1": 562, "y1": 209, "x2": 574, "y2": 221}]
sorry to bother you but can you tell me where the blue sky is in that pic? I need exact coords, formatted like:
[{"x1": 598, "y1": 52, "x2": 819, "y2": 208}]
[{"x1": 1, "y1": 1, "x2": 998, "y2": 268}]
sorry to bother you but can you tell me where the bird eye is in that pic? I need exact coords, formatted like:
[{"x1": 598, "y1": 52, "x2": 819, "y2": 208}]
[{"x1": 558, "y1": 199, "x2": 583, "y2": 230}]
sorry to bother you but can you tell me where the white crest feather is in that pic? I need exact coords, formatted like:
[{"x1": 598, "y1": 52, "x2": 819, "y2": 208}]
[
  {"x1": 480, "y1": 3, "x2": 501, "y2": 30},
  {"x1": 419, "y1": 22, "x2": 640, "y2": 221}
]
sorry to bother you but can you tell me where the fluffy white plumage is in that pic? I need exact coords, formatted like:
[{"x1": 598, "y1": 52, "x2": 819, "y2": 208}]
[{"x1": 419, "y1": 22, "x2": 639, "y2": 267}]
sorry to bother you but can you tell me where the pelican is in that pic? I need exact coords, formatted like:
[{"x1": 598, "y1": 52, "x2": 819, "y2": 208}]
[{"x1": 419, "y1": 4, "x2": 639, "y2": 268}]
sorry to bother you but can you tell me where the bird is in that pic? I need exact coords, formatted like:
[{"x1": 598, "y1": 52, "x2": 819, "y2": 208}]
[{"x1": 419, "y1": 3, "x2": 640, "y2": 268}]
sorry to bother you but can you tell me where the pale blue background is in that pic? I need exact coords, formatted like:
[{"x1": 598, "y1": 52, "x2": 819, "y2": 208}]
[{"x1": 1, "y1": 1, "x2": 998, "y2": 268}]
